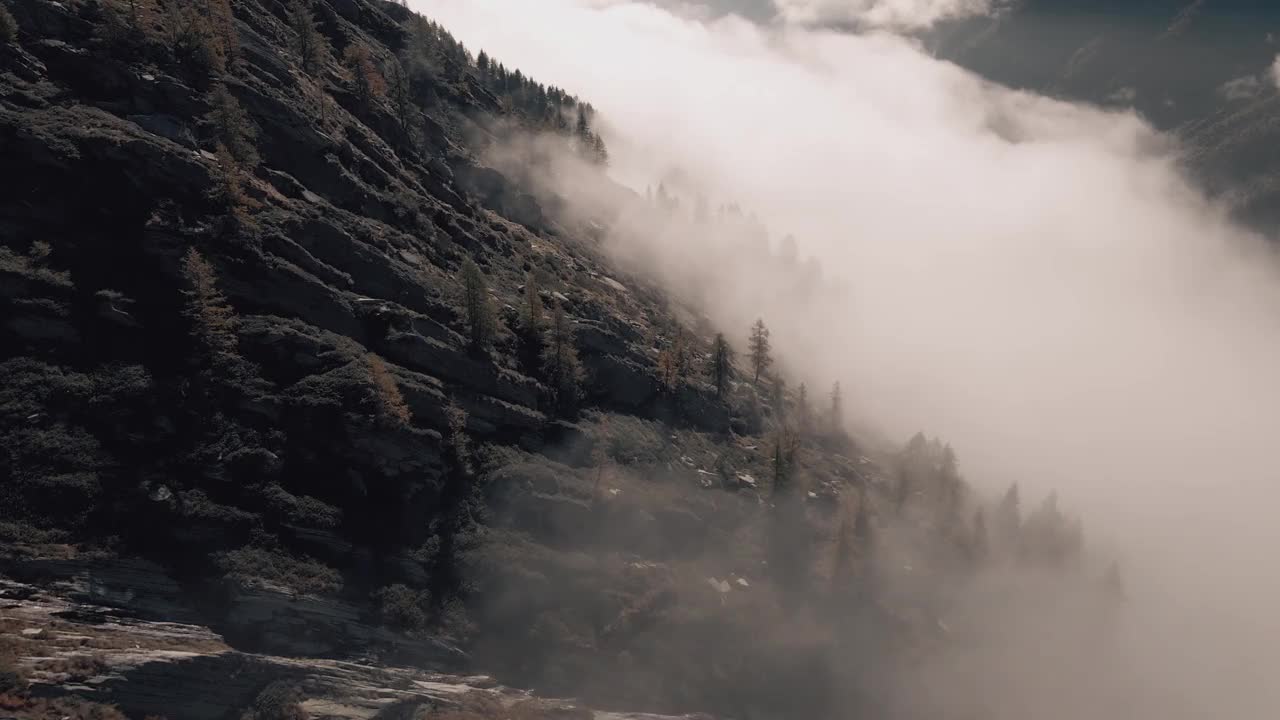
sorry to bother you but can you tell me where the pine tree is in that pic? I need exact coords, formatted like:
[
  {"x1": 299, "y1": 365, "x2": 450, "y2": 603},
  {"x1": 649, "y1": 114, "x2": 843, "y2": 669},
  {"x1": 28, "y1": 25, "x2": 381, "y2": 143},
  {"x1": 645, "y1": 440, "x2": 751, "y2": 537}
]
[
  {"x1": 460, "y1": 258, "x2": 495, "y2": 351},
  {"x1": 205, "y1": 0, "x2": 238, "y2": 69},
  {"x1": 770, "y1": 428, "x2": 800, "y2": 499},
  {"x1": 287, "y1": 0, "x2": 324, "y2": 74},
  {"x1": 444, "y1": 398, "x2": 470, "y2": 474},
  {"x1": 995, "y1": 482, "x2": 1021, "y2": 547},
  {"x1": 206, "y1": 84, "x2": 258, "y2": 167},
  {"x1": 657, "y1": 326, "x2": 688, "y2": 395},
  {"x1": 797, "y1": 382, "x2": 811, "y2": 433},
  {"x1": 748, "y1": 318, "x2": 771, "y2": 384},
  {"x1": 708, "y1": 332, "x2": 734, "y2": 400},
  {"x1": 972, "y1": 508, "x2": 989, "y2": 564},
  {"x1": 542, "y1": 301, "x2": 584, "y2": 416},
  {"x1": 520, "y1": 272, "x2": 544, "y2": 334},
  {"x1": 344, "y1": 43, "x2": 386, "y2": 107},
  {"x1": 388, "y1": 57, "x2": 415, "y2": 140},
  {"x1": 182, "y1": 248, "x2": 238, "y2": 364},
  {"x1": 830, "y1": 381, "x2": 843, "y2": 430}
]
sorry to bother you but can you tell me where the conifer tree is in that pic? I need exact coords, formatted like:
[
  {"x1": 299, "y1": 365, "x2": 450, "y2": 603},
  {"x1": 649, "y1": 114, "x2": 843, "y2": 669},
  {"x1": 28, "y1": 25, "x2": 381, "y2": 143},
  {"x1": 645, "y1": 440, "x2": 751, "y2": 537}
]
[
  {"x1": 797, "y1": 382, "x2": 811, "y2": 433},
  {"x1": 388, "y1": 57, "x2": 415, "y2": 140},
  {"x1": 460, "y1": 258, "x2": 495, "y2": 352},
  {"x1": 830, "y1": 381, "x2": 843, "y2": 431},
  {"x1": 182, "y1": 248, "x2": 238, "y2": 365},
  {"x1": 206, "y1": 84, "x2": 258, "y2": 167},
  {"x1": 708, "y1": 332, "x2": 734, "y2": 400},
  {"x1": 995, "y1": 482, "x2": 1021, "y2": 547},
  {"x1": 287, "y1": 0, "x2": 324, "y2": 74},
  {"x1": 748, "y1": 318, "x2": 771, "y2": 385},
  {"x1": 344, "y1": 43, "x2": 386, "y2": 107},
  {"x1": 520, "y1": 272, "x2": 544, "y2": 334},
  {"x1": 972, "y1": 507, "x2": 989, "y2": 564},
  {"x1": 206, "y1": 0, "x2": 238, "y2": 68},
  {"x1": 657, "y1": 328, "x2": 687, "y2": 395},
  {"x1": 542, "y1": 301, "x2": 584, "y2": 416}
]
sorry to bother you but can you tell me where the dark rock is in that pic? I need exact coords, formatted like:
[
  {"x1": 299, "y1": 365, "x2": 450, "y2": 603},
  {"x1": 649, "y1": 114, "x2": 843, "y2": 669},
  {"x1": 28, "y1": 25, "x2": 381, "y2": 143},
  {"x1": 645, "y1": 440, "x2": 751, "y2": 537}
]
[{"x1": 126, "y1": 114, "x2": 196, "y2": 149}]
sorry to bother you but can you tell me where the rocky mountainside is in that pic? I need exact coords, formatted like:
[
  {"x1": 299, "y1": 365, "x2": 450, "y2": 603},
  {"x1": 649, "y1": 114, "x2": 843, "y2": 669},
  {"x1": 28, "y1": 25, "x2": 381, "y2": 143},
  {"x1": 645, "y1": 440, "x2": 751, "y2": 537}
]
[
  {"x1": 924, "y1": 0, "x2": 1280, "y2": 228},
  {"x1": 0, "y1": 1, "x2": 1108, "y2": 718}
]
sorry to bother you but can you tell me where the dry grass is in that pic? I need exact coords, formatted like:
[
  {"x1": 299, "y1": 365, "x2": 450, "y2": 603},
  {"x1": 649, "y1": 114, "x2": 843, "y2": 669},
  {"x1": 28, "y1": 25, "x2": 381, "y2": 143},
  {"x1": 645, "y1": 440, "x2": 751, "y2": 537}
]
[
  {"x1": 367, "y1": 354, "x2": 412, "y2": 426},
  {"x1": 33, "y1": 653, "x2": 109, "y2": 681}
]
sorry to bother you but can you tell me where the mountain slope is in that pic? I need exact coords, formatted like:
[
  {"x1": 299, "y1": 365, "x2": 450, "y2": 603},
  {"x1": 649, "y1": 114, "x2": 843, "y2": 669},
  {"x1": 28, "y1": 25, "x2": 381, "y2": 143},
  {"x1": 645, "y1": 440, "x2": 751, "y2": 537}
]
[
  {"x1": 925, "y1": 0, "x2": 1280, "y2": 227},
  {"x1": 0, "y1": 1, "x2": 1107, "y2": 719}
]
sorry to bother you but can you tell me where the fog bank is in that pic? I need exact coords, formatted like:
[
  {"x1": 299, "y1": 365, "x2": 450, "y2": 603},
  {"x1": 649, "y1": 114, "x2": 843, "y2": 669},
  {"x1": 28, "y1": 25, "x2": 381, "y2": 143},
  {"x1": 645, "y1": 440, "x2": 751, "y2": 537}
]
[{"x1": 424, "y1": 0, "x2": 1280, "y2": 716}]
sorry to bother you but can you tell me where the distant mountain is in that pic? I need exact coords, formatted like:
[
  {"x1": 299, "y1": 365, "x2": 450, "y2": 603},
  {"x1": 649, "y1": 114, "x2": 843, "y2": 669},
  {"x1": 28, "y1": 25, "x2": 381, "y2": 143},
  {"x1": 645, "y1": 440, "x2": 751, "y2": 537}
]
[{"x1": 924, "y1": 0, "x2": 1280, "y2": 228}]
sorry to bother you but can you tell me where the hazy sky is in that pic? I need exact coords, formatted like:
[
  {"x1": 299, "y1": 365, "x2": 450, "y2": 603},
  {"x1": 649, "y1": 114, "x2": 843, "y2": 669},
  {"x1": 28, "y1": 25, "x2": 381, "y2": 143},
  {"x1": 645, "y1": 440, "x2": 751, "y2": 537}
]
[{"x1": 422, "y1": 1, "x2": 1280, "y2": 715}]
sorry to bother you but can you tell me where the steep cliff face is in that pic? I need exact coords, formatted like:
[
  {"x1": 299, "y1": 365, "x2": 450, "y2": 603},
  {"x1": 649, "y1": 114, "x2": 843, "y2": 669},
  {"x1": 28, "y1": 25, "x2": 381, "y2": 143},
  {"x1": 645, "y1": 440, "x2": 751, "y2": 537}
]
[{"x1": 0, "y1": 2, "x2": 1106, "y2": 719}]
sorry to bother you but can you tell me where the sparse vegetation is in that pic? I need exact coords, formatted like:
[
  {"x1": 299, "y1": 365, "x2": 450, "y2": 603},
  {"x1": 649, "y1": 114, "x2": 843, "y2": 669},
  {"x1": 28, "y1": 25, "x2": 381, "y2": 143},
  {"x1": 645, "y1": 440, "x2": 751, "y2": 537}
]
[
  {"x1": 375, "y1": 583, "x2": 430, "y2": 632},
  {"x1": 215, "y1": 546, "x2": 341, "y2": 596},
  {"x1": 247, "y1": 681, "x2": 307, "y2": 720},
  {"x1": 366, "y1": 354, "x2": 411, "y2": 426}
]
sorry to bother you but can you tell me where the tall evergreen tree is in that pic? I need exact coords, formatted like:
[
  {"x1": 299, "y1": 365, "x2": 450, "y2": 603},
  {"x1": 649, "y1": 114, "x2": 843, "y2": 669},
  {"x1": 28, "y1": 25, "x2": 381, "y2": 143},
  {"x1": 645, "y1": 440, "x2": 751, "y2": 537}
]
[
  {"x1": 542, "y1": 301, "x2": 584, "y2": 416},
  {"x1": 972, "y1": 507, "x2": 989, "y2": 564},
  {"x1": 748, "y1": 318, "x2": 772, "y2": 384},
  {"x1": 797, "y1": 382, "x2": 811, "y2": 433},
  {"x1": 206, "y1": 84, "x2": 258, "y2": 167},
  {"x1": 287, "y1": 0, "x2": 324, "y2": 74},
  {"x1": 830, "y1": 381, "x2": 843, "y2": 430},
  {"x1": 708, "y1": 333, "x2": 734, "y2": 400},
  {"x1": 994, "y1": 482, "x2": 1021, "y2": 547},
  {"x1": 460, "y1": 258, "x2": 495, "y2": 351}
]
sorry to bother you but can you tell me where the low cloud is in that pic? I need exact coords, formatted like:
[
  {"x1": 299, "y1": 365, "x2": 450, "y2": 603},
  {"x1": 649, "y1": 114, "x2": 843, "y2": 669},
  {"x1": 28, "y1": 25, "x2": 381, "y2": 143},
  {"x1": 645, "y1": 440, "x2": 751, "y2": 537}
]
[
  {"x1": 426, "y1": 0, "x2": 1280, "y2": 717},
  {"x1": 774, "y1": 0, "x2": 995, "y2": 29},
  {"x1": 1219, "y1": 74, "x2": 1264, "y2": 101}
]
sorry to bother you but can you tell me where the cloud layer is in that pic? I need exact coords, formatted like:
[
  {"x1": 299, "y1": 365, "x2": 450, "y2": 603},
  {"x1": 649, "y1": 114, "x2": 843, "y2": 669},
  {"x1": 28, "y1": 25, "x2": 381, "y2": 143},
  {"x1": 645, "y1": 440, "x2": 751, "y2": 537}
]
[
  {"x1": 774, "y1": 0, "x2": 994, "y2": 28},
  {"x1": 423, "y1": 1, "x2": 1280, "y2": 716}
]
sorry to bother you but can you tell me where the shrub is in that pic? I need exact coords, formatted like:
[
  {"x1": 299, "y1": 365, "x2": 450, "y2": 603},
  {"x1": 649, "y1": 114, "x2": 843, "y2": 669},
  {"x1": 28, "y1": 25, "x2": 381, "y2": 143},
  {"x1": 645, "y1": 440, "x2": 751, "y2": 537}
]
[
  {"x1": 374, "y1": 583, "x2": 429, "y2": 632},
  {"x1": 249, "y1": 681, "x2": 307, "y2": 720},
  {"x1": 215, "y1": 546, "x2": 341, "y2": 595}
]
